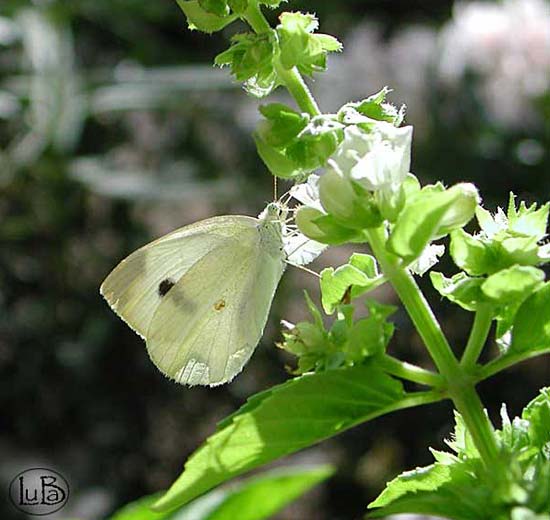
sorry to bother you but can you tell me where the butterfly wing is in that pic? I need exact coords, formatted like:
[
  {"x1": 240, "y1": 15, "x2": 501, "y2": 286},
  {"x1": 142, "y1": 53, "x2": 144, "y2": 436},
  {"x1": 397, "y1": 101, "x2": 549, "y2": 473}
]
[
  {"x1": 146, "y1": 222, "x2": 285, "y2": 386},
  {"x1": 100, "y1": 216, "x2": 258, "y2": 338}
]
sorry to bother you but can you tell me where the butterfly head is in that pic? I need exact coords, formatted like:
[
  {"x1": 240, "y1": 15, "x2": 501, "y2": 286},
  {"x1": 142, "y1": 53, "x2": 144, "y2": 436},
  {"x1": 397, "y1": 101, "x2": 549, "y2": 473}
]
[{"x1": 259, "y1": 201, "x2": 288, "y2": 224}]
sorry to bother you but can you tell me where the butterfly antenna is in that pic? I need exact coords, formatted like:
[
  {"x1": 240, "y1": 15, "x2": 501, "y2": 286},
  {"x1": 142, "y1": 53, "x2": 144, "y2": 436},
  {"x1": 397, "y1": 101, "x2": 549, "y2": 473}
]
[
  {"x1": 285, "y1": 260, "x2": 320, "y2": 278},
  {"x1": 286, "y1": 238, "x2": 309, "y2": 257},
  {"x1": 273, "y1": 177, "x2": 278, "y2": 202}
]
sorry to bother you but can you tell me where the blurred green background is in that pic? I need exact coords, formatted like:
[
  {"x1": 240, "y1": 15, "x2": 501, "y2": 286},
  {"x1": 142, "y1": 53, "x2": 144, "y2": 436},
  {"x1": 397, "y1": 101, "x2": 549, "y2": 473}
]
[{"x1": 1, "y1": 0, "x2": 549, "y2": 519}]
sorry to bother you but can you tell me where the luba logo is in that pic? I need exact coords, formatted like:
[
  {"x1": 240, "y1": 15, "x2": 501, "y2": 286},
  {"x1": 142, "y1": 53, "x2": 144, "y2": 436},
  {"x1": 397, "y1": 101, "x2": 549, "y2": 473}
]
[{"x1": 9, "y1": 468, "x2": 69, "y2": 516}]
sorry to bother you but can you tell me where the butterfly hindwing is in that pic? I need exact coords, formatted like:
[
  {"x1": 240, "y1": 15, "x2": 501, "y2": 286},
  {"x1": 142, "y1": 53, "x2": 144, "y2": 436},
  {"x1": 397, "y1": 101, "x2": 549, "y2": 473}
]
[{"x1": 146, "y1": 231, "x2": 267, "y2": 385}]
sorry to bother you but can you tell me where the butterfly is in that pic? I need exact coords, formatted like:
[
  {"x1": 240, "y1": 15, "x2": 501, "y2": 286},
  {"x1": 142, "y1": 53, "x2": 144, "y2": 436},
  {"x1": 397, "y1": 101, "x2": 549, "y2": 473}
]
[{"x1": 100, "y1": 201, "x2": 322, "y2": 386}]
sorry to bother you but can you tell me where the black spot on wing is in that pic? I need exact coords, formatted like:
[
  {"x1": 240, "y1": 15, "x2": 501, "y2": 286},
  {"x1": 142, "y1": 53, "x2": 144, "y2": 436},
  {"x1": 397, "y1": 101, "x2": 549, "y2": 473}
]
[{"x1": 158, "y1": 278, "x2": 176, "y2": 297}]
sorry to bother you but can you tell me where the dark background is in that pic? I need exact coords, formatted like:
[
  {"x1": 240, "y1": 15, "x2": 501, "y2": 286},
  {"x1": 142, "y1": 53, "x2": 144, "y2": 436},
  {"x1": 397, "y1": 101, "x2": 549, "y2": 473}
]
[{"x1": 1, "y1": 1, "x2": 549, "y2": 518}]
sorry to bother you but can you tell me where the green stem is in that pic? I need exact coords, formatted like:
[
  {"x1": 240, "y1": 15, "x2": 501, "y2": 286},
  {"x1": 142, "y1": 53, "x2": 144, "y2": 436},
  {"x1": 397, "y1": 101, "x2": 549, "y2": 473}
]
[
  {"x1": 273, "y1": 62, "x2": 321, "y2": 116},
  {"x1": 243, "y1": 0, "x2": 271, "y2": 33},
  {"x1": 461, "y1": 305, "x2": 493, "y2": 369},
  {"x1": 477, "y1": 348, "x2": 550, "y2": 382},
  {"x1": 379, "y1": 354, "x2": 444, "y2": 388},
  {"x1": 383, "y1": 390, "x2": 446, "y2": 415},
  {"x1": 367, "y1": 229, "x2": 458, "y2": 378},
  {"x1": 366, "y1": 227, "x2": 500, "y2": 466},
  {"x1": 243, "y1": 1, "x2": 321, "y2": 116},
  {"x1": 450, "y1": 385, "x2": 501, "y2": 463}
]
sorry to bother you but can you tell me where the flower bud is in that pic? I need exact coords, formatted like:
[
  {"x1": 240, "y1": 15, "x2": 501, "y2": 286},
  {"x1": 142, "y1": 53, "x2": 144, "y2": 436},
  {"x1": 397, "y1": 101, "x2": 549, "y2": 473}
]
[
  {"x1": 436, "y1": 183, "x2": 480, "y2": 236},
  {"x1": 319, "y1": 168, "x2": 355, "y2": 220},
  {"x1": 295, "y1": 207, "x2": 330, "y2": 242},
  {"x1": 295, "y1": 206, "x2": 361, "y2": 244}
]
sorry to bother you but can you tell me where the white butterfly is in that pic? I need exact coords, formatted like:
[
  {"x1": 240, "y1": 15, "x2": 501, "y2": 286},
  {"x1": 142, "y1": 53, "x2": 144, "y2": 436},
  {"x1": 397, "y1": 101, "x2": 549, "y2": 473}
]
[{"x1": 101, "y1": 201, "x2": 322, "y2": 386}]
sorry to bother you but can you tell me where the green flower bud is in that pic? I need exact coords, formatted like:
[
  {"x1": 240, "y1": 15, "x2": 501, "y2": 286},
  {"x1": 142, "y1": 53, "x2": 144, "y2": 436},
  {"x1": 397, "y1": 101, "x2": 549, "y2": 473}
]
[
  {"x1": 295, "y1": 207, "x2": 330, "y2": 242},
  {"x1": 319, "y1": 168, "x2": 355, "y2": 220},
  {"x1": 295, "y1": 206, "x2": 362, "y2": 245},
  {"x1": 318, "y1": 168, "x2": 383, "y2": 229},
  {"x1": 436, "y1": 183, "x2": 480, "y2": 236}
]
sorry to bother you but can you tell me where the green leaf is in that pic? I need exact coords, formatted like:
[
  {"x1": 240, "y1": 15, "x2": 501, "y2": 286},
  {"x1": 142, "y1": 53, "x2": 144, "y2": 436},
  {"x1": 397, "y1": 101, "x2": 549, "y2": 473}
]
[
  {"x1": 320, "y1": 253, "x2": 381, "y2": 314},
  {"x1": 481, "y1": 265, "x2": 544, "y2": 302},
  {"x1": 204, "y1": 465, "x2": 334, "y2": 520},
  {"x1": 430, "y1": 271, "x2": 485, "y2": 312},
  {"x1": 345, "y1": 301, "x2": 396, "y2": 360},
  {"x1": 153, "y1": 363, "x2": 408, "y2": 512},
  {"x1": 368, "y1": 458, "x2": 493, "y2": 519},
  {"x1": 369, "y1": 392, "x2": 550, "y2": 519},
  {"x1": 110, "y1": 465, "x2": 333, "y2": 520},
  {"x1": 285, "y1": 120, "x2": 341, "y2": 171},
  {"x1": 388, "y1": 184, "x2": 478, "y2": 262},
  {"x1": 176, "y1": 1, "x2": 237, "y2": 33},
  {"x1": 510, "y1": 283, "x2": 550, "y2": 357},
  {"x1": 369, "y1": 463, "x2": 454, "y2": 510},
  {"x1": 522, "y1": 388, "x2": 550, "y2": 450},
  {"x1": 110, "y1": 493, "x2": 170, "y2": 520}
]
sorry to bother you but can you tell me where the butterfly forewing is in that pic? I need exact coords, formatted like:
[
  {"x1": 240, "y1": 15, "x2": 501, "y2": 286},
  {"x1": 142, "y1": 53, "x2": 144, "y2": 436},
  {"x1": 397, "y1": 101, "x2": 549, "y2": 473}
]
[
  {"x1": 100, "y1": 216, "x2": 258, "y2": 338},
  {"x1": 146, "y1": 223, "x2": 284, "y2": 386},
  {"x1": 101, "y1": 213, "x2": 286, "y2": 386}
]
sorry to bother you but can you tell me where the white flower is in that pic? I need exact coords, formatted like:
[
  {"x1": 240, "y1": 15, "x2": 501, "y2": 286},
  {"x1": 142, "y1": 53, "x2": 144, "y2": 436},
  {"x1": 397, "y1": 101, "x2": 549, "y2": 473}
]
[
  {"x1": 288, "y1": 173, "x2": 323, "y2": 210},
  {"x1": 284, "y1": 176, "x2": 327, "y2": 266},
  {"x1": 409, "y1": 244, "x2": 445, "y2": 276},
  {"x1": 331, "y1": 124, "x2": 413, "y2": 194},
  {"x1": 283, "y1": 232, "x2": 326, "y2": 266}
]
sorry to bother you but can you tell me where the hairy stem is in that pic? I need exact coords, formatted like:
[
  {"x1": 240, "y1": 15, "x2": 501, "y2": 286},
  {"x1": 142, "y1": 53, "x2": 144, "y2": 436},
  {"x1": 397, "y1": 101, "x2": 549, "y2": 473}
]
[
  {"x1": 461, "y1": 304, "x2": 493, "y2": 369},
  {"x1": 366, "y1": 227, "x2": 500, "y2": 466},
  {"x1": 367, "y1": 229, "x2": 457, "y2": 378},
  {"x1": 273, "y1": 62, "x2": 321, "y2": 116}
]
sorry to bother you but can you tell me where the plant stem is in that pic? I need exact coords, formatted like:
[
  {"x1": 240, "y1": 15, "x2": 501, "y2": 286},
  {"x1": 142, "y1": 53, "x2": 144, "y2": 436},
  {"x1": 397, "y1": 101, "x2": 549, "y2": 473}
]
[
  {"x1": 247, "y1": 0, "x2": 500, "y2": 469},
  {"x1": 273, "y1": 62, "x2": 321, "y2": 116},
  {"x1": 366, "y1": 227, "x2": 500, "y2": 466},
  {"x1": 243, "y1": 1, "x2": 321, "y2": 116},
  {"x1": 379, "y1": 354, "x2": 444, "y2": 388},
  {"x1": 243, "y1": 0, "x2": 271, "y2": 33},
  {"x1": 461, "y1": 305, "x2": 493, "y2": 369},
  {"x1": 367, "y1": 229, "x2": 458, "y2": 378},
  {"x1": 477, "y1": 347, "x2": 550, "y2": 382},
  {"x1": 450, "y1": 385, "x2": 500, "y2": 463}
]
